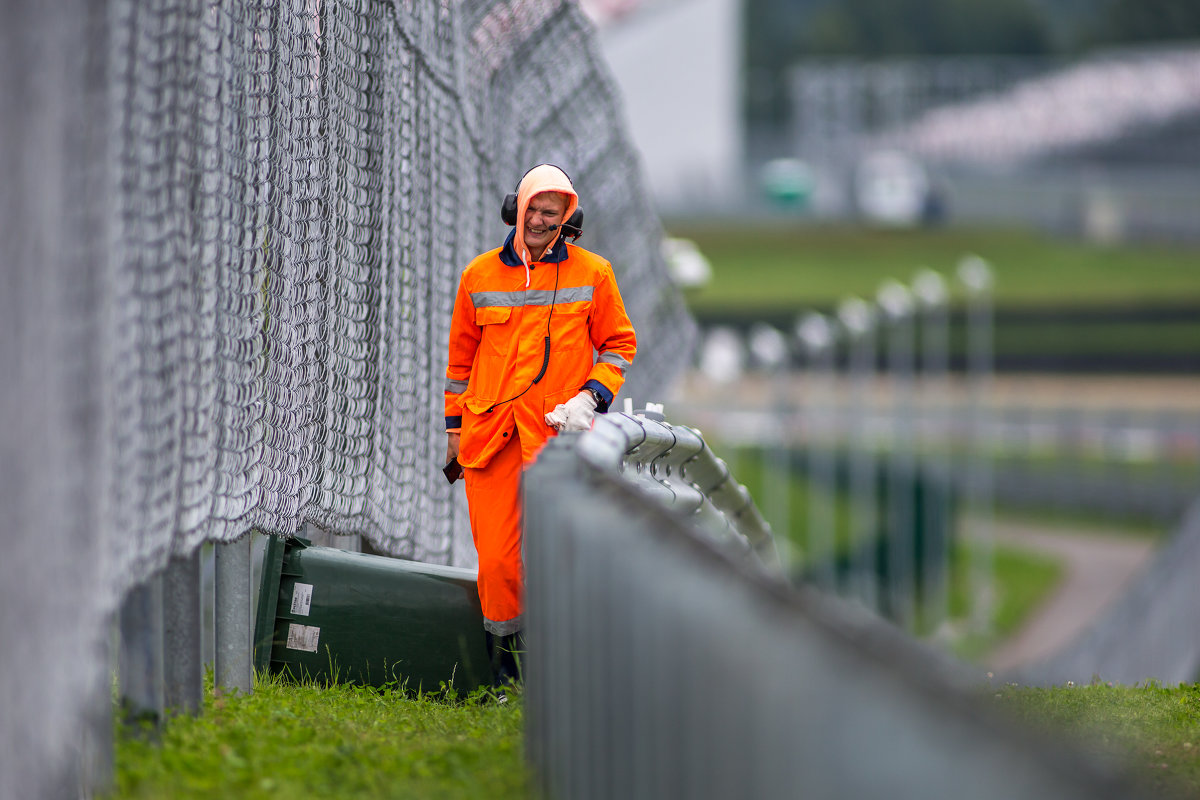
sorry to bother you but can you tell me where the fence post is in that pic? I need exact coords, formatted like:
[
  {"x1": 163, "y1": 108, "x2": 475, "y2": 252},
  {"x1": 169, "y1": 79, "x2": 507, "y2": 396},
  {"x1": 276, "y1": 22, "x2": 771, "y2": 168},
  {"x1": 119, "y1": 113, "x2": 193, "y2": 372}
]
[
  {"x1": 215, "y1": 533, "x2": 254, "y2": 693},
  {"x1": 749, "y1": 323, "x2": 794, "y2": 569},
  {"x1": 958, "y1": 255, "x2": 995, "y2": 636},
  {"x1": 119, "y1": 576, "x2": 165, "y2": 730},
  {"x1": 797, "y1": 312, "x2": 837, "y2": 590},
  {"x1": 838, "y1": 297, "x2": 879, "y2": 612},
  {"x1": 79, "y1": 619, "x2": 115, "y2": 795},
  {"x1": 163, "y1": 549, "x2": 204, "y2": 715},
  {"x1": 913, "y1": 269, "x2": 951, "y2": 635},
  {"x1": 878, "y1": 279, "x2": 917, "y2": 629}
]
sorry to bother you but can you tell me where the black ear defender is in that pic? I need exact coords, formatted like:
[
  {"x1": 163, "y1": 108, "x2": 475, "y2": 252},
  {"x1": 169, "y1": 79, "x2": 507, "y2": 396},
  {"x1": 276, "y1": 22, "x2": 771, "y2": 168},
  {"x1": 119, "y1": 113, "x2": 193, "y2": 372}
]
[{"x1": 500, "y1": 165, "x2": 584, "y2": 241}]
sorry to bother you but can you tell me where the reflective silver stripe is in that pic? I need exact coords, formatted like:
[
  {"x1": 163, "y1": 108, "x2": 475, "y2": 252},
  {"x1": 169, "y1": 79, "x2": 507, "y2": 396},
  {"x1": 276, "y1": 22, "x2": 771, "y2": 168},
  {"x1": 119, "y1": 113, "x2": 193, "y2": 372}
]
[
  {"x1": 483, "y1": 614, "x2": 523, "y2": 636},
  {"x1": 471, "y1": 285, "x2": 594, "y2": 309},
  {"x1": 551, "y1": 285, "x2": 594, "y2": 304},
  {"x1": 445, "y1": 379, "x2": 468, "y2": 394},
  {"x1": 598, "y1": 351, "x2": 630, "y2": 374}
]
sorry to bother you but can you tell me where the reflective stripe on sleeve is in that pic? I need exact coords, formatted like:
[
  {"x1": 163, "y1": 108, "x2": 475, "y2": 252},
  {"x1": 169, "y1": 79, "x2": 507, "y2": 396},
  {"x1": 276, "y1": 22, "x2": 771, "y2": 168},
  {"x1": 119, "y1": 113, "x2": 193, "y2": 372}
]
[
  {"x1": 597, "y1": 351, "x2": 631, "y2": 374},
  {"x1": 445, "y1": 378, "x2": 468, "y2": 394}
]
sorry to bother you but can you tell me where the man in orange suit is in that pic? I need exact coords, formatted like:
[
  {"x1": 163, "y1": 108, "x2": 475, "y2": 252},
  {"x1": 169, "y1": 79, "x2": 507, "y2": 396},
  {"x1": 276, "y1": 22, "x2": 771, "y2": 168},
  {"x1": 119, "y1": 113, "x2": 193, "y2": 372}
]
[{"x1": 443, "y1": 164, "x2": 637, "y2": 686}]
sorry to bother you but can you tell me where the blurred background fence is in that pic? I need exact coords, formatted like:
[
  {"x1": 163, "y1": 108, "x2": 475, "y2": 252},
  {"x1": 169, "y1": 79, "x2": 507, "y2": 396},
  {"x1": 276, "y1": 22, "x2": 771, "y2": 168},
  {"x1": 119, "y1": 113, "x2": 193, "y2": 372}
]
[{"x1": 672, "y1": 255, "x2": 1200, "y2": 645}]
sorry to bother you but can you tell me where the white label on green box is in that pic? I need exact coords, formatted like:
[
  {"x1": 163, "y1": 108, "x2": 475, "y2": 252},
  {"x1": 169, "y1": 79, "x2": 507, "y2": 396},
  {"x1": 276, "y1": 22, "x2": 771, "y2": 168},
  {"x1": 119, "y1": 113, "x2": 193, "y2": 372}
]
[
  {"x1": 290, "y1": 583, "x2": 313, "y2": 616},
  {"x1": 286, "y1": 623, "x2": 320, "y2": 653}
]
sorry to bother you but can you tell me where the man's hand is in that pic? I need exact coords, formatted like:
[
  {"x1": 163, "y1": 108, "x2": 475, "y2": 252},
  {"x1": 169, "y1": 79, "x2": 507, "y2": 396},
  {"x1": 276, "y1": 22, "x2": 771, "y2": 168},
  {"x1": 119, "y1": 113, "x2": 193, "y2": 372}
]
[
  {"x1": 443, "y1": 432, "x2": 463, "y2": 484},
  {"x1": 544, "y1": 404, "x2": 568, "y2": 430},
  {"x1": 545, "y1": 390, "x2": 597, "y2": 432}
]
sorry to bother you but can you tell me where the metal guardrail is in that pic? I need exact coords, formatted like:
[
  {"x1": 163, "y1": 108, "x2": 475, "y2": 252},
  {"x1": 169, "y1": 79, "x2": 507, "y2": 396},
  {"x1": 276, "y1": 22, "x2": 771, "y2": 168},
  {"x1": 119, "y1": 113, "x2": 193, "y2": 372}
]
[
  {"x1": 523, "y1": 432, "x2": 1138, "y2": 800},
  {"x1": 576, "y1": 408, "x2": 780, "y2": 571}
]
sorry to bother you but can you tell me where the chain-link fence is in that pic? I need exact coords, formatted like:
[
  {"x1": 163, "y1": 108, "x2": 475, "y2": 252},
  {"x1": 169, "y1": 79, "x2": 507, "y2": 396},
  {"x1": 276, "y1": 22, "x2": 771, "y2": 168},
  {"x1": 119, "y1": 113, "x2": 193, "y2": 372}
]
[{"x1": 1, "y1": 0, "x2": 695, "y2": 795}]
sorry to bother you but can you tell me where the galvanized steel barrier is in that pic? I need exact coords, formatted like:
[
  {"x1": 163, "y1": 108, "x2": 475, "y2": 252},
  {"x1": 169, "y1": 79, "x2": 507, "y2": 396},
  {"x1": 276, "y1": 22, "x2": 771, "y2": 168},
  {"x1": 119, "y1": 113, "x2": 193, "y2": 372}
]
[
  {"x1": 523, "y1": 426, "x2": 1140, "y2": 800},
  {"x1": 575, "y1": 409, "x2": 780, "y2": 571}
]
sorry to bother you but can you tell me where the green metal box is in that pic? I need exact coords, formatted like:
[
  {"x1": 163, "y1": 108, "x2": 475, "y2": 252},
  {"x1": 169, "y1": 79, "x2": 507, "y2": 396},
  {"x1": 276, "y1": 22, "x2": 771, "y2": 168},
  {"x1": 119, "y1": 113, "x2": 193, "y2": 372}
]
[{"x1": 254, "y1": 536, "x2": 491, "y2": 693}]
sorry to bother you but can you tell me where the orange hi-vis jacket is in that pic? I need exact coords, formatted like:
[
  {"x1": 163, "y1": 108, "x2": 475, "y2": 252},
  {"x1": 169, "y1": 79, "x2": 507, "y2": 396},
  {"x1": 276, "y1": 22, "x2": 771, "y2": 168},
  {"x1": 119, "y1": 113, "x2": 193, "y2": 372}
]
[{"x1": 444, "y1": 229, "x2": 637, "y2": 469}]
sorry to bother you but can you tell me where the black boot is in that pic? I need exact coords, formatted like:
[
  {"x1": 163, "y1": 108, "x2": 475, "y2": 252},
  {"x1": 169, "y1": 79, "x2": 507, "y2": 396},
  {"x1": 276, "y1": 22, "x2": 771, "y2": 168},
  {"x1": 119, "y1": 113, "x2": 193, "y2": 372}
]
[{"x1": 485, "y1": 630, "x2": 525, "y2": 690}]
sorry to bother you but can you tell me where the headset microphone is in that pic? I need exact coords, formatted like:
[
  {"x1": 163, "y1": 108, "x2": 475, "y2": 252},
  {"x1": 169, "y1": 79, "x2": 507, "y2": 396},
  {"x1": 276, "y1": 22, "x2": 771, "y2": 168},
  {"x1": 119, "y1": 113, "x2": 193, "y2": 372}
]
[
  {"x1": 545, "y1": 211, "x2": 584, "y2": 241},
  {"x1": 500, "y1": 164, "x2": 584, "y2": 240}
]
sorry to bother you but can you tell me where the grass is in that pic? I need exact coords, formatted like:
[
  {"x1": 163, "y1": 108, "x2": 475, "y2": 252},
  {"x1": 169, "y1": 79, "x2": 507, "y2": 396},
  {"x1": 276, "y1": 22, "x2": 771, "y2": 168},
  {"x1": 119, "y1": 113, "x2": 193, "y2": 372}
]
[
  {"x1": 992, "y1": 682, "x2": 1200, "y2": 797},
  {"x1": 110, "y1": 672, "x2": 530, "y2": 800},
  {"x1": 668, "y1": 222, "x2": 1200, "y2": 311},
  {"x1": 950, "y1": 543, "x2": 1064, "y2": 662},
  {"x1": 721, "y1": 442, "x2": 1066, "y2": 654}
]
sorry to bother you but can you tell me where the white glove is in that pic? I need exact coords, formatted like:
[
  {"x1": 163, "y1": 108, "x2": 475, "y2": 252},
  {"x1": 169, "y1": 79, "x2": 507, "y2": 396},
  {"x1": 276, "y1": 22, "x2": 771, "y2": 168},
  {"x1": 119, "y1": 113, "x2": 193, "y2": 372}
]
[
  {"x1": 544, "y1": 403, "x2": 569, "y2": 430},
  {"x1": 545, "y1": 390, "x2": 597, "y2": 432}
]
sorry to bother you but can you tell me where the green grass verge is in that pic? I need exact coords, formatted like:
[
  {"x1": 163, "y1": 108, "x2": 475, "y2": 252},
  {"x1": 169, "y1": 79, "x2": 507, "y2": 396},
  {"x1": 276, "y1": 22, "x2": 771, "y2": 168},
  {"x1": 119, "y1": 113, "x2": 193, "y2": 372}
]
[
  {"x1": 950, "y1": 544, "x2": 1064, "y2": 662},
  {"x1": 668, "y1": 222, "x2": 1200, "y2": 311},
  {"x1": 992, "y1": 683, "x2": 1200, "y2": 797},
  {"x1": 722, "y1": 443, "x2": 1065, "y2": 652},
  {"x1": 110, "y1": 673, "x2": 529, "y2": 800}
]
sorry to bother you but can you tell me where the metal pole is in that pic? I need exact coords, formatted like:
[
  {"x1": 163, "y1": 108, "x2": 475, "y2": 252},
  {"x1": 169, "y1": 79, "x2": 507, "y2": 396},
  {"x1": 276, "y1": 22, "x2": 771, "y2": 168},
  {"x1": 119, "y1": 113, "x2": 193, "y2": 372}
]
[
  {"x1": 749, "y1": 324, "x2": 793, "y2": 570},
  {"x1": 216, "y1": 533, "x2": 255, "y2": 693},
  {"x1": 958, "y1": 255, "x2": 995, "y2": 636},
  {"x1": 913, "y1": 269, "x2": 951, "y2": 636},
  {"x1": 878, "y1": 280, "x2": 917, "y2": 630},
  {"x1": 119, "y1": 576, "x2": 165, "y2": 730},
  {"x1": 797, "y1": 313, "x2": 836, "y2": 591},
  {"x1": 837, "y1": 297, "x2": 878, "y2": 612},
  {"x1": 79, "y1": 618, "x2": 115, "y2": 796},
  {"x1": 163, "y1": 549, "x2": 204, "y2": 715}
]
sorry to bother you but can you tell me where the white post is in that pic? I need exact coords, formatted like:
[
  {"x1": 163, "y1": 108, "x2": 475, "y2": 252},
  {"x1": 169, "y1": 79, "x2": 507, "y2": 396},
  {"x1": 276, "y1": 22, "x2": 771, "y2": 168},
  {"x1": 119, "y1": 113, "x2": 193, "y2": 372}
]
[
  {"x1": 838, "y1": 297, "x2": 878, "y2": 612},
  {"x1": 878, "y1": 280, "x2": 917, "y2": 630},
  {"x1": 913, "y1": 269, "x2": 951, "y2": 636},
  {"x1": 958, "y1": 255, "x2": 995, "y2": 636},
  {"x1": 749, "y1": 323, "x2": 793, "y2": 570},
  {"x1": 797, "y1": 313, "x2": 837, "y2": 591}
]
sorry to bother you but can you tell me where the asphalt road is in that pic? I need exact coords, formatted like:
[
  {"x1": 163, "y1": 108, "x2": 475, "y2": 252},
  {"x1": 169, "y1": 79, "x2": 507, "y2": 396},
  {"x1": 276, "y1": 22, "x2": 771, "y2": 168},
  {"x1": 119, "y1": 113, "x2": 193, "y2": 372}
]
[{"x1": 984, "y1": 522, "x2": 1158, "y2": 672}]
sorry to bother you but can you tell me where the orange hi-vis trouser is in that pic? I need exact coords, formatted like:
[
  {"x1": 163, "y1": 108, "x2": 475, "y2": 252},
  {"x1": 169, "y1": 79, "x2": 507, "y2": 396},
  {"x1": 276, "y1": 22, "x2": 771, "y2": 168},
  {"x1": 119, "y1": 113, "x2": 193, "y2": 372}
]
[{"x1": 464, "y1": 428, "x2": 525, "y2": 635}]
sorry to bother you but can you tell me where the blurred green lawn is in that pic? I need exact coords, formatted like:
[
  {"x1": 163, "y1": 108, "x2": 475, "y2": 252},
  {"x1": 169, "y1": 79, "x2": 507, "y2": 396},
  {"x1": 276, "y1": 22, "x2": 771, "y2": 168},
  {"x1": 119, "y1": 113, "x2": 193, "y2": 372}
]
[{"x1": 668, "y1": 223, "x2": 1200, "y2": 311}]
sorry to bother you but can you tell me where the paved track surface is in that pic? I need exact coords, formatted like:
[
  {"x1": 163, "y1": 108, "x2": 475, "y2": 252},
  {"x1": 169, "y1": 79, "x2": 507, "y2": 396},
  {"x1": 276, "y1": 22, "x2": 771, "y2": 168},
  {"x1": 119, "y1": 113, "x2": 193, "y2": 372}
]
[
  {"x1": 669, "y1": 372, "x2": 1200, "y2": 412},
  {"x1": 985, "y1": 523, "x2": 1158, "y2": 672}
]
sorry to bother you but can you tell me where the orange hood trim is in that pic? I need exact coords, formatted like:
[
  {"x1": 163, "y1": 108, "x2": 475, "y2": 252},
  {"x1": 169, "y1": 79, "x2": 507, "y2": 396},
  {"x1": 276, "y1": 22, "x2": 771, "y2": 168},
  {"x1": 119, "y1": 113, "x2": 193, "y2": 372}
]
[{"x1": 513, "y1": 164, "x2": 579, "y2": 268}]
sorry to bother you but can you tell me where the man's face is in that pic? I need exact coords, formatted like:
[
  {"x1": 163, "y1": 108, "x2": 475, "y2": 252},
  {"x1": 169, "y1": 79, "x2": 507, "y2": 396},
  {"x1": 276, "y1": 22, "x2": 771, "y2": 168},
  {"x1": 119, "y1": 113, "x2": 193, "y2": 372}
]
[{"x1": 523, "y1": 192, "x2": 569, "y2": 257}]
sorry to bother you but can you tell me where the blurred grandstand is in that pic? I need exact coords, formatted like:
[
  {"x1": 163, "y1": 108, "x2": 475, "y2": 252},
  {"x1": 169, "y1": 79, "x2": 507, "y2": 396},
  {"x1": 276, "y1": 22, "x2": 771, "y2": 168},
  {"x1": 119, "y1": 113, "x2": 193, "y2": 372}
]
[
  {"x1": 747, "y1": 46, "x2": 1200, "y2": 240},
  {"x1": 883, "y1": 47, "x2": 1200, "y2": 166}
]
